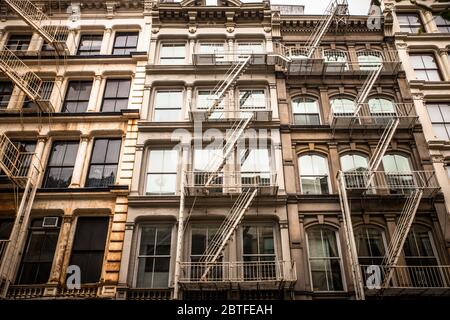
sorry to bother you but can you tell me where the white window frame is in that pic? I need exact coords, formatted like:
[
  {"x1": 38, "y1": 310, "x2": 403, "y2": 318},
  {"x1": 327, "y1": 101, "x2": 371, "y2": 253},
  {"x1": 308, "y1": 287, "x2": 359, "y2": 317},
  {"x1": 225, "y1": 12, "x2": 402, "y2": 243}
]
[{"x1": 159, "y1": 43, "x2": 186, "y2": 64}]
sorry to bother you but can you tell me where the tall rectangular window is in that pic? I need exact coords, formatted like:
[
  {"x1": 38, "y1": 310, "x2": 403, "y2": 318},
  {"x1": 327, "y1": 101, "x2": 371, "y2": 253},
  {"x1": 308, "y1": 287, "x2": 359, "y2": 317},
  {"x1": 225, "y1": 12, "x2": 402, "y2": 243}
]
[
  {"x1": 17, "y1": 217, "x2": 60, "y2": 284},
  {"x1": 86, "y1": 139, "x2": 121, "y2": 187},
  {"x1": 159, "y1": 43, "x2": 185, "y2": 64},
  {"x1": 43, "y1": 142, "x2": 79, "y2": 188},
  {"x1": 397, "y1": 13, "x2": 423, "y2": 33},
  {"x1": 69, "y1": 217, "x2": 109, "y2": 284},
  {"x1": 101, "y1": 79, "x2": 131, "y2": 112},
  {"x1": 198, "y1": 43, "x2": 225, "y2": 62},
  {"x1": 0, "y1": 219, "x2": 13, "y2": 261},
  {"x1": 190, "y1": 225, "x2": 222, "y2": 280},
  {"x1": 112, "y1": 32, "x2": 138, "y2": 55},
  {"x1": 427, "y1": 103, "x2": 450, "y2": 140},
  {"x1": 239, "y1": 89, "x2": 266, "y2": 110},
  {"x1": 434, "y1": 15, "x2": 450, "y2": 33},
  {"x1": 146, "y1": 149, "x2": 178, "y2": 195},
  {"x1": 154, "y1": 90, "x2": 183, "y2": 121},
  {"x1": 77, "y1": 35, "x2": 102, "y2": 56},
  {"x1": 0, "y1": 81, "x2": 13, "y2": 109},
  {"x1": 62, "y1": 81, "x2": 92, "y2": 113},
  {"x1": 197, "y1": 90, "x2": 224, "y2": 119},
  {"x1": 6, "y1": 34, "x2": 32, "y2": 51},
  {"x1": 240, "y1": 148, "x2": 270, "y2": 185},
  {"x1": 410, "y1": 54, "x2": 441, "y2": 81},
  {"x1": 136, "y1": 225, "x2": 171, "y2": 288}
]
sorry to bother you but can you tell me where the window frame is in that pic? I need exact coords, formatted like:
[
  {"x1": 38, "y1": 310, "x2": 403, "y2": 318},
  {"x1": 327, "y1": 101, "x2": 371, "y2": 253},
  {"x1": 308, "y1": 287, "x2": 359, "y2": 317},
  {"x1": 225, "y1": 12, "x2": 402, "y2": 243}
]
[
  {"x1": 298, "y1": 153, "x2": 332, "y2": 195},
  {"x1": 62, "y1": 80, "x2": 93, "y2": 113},
  {"x1": 112, "y1": 32, "x2": 139, "y2": 55},
  {"x1": 426, "y1": 103, "x2": 450, "y2": 140},
  {"x1": 42, "y1": 141, "x2": 79, "y2": 189},
  {"x1": 153, "y1": 90, "x2": 183, "y2": 122},
  {"x1": 76, "y1": 34, "x2": 103, "y2": 56},
  {"x1": 145, "y1": 148, "x2": 179, "y2": 195},
  {"x1": 159, "y1": 43, "x2": 186, "y2": 64},
  {"x1": 397, "y1": 13, "x2": 423, "y2": 33},
  {"x1": 292, "y1": 96, "x2": 321, "y2": 125},
  {"x1": 6, "y1": 34, "x2": 32, "y2": 51},
  {"x1": 101, "y1": 78, "x2": 131, "y2": 112},
  {"x1": 410, "y1": 53, "x2": 442, "y2": 81},
  {"x1": 85, "y1": 138, "x2": 122, "y2": 188},
  {"x1": 0, "y1": 81, "x2": 13, "y2": 109},
  {"x1": 306, "y1": 226, "x2": 346, "y2": 292}
]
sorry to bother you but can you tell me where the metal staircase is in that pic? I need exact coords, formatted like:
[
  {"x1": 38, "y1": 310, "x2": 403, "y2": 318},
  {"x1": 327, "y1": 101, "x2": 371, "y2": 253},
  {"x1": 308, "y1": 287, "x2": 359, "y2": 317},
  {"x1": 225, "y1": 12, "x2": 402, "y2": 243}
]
[
  {"x1": 0, "y1": 133, "x2": 40, "y2": 298},
  {"x1": 4, "y1": 0, "x2": 68, "y2": 53}
]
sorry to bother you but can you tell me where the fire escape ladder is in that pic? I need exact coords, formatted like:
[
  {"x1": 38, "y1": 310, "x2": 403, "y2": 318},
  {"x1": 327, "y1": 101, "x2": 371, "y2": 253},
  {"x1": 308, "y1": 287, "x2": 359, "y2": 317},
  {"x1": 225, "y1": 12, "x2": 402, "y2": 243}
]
[
  {"x1": 5, "y1": 0, "x2": 68, "y2": 53},
  {"x1": 0, "y1": 47, "x2": 43, "y2": 102},
  {"x1": 353, "y1": 63, "x2": 384, "y2": 117},
  {"x1": 0, "y1": 133, "x2": 40, "y2": 297},
  {"x1": 304, "y1": 0, "x2": 349, "y2": 59},
  {"x1": 205, "y1": 55, "x2": 251, "y2": 118},
  {"x1": 381, "y1": 189, "x2": 423, "y2": 288},
  {"x1": 368, "y1": 117, "x2": 400, "y2": 172},
  {"x1": 337, "y1": 171, "x2": 366, "y2": 300},
  {"x1": 199, "y1": 188, "x2": 258, "y2": 280}
]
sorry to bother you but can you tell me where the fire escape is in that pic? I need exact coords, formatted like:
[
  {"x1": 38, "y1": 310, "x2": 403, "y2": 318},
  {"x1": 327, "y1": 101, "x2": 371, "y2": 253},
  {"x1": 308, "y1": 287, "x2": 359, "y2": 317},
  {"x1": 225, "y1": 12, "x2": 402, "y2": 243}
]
[{"x1": 0, "y1": 0, "x2": 68, "y2": 298}]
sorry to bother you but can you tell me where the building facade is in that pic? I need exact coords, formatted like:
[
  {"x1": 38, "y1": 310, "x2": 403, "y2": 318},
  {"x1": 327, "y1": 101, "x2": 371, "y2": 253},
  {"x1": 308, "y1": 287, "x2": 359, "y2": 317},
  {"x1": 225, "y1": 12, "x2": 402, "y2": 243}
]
[{"x1": 0, "y1": 0, "x2": 448, "y2": 301}]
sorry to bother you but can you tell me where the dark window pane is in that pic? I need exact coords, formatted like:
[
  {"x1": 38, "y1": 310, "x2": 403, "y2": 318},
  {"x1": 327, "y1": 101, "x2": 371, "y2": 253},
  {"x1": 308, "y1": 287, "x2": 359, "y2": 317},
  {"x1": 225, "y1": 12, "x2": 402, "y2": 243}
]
[
  {"x1": 91, "y1": 139, "x2": 108, "y2": 163},
  {"x1": 43, "y1": 142, "x2": 79, "y2": 188},
  {"x1": 77, "y1": 35, "x2": 102, "y2": 56},
  {"x1": 101, "y1": 79, "x2": 130, "y2": 112},
  {"x1": 62, "y1": 81, "x2": 92, "y2": 113},
  {"x1": 0, "y1": 219, "x2": 14, "y2": 239},
  {"x1": 112, "y1": 32, "x2": 138, "y2": 55},
  {"x1": 86, "y1": 139, "x2": 121, "y2": 187},
  {"x1": 0, "y1": 81, "x2": 13, "y2": 109}
]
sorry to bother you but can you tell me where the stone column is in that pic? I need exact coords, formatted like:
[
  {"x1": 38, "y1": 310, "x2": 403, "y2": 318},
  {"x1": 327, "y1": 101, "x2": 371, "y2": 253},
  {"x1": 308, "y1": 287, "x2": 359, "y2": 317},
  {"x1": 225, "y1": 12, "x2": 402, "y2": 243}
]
[
  {"x1": 319, "y1": 87, "x2": 330, "y2": 124},
  {"x1": 269, "y1": 83, "x2": 278, "y2": 119},
  {"x1": 66, "y1": 28, "x2": 79, "y2": 55},
  {"x1": 49, "y1": 215, "x2": 73, "y2": 284},
  {"x1": 118, "y1": 222, "x2": 135, "y2": 286},
  {"x1": 188, "y1": 38, "x2": 195, "y2": 64},
  {"x1": 137, "y1": 18, "x2": 152, "y2": 52},
  {"x1": 185, "y1": 85, "x2": 193, "y2": 121},
  {"x1": 70, "y1": 135, "x2": 91, "y2": 188},
  {"x1": 328, "y1": 142, "x2": 340, "y2": 193},
  {"x1": 100, "y1": 28, "x2": 112, "y2": 55},
  {"x1": 34, "y1": 136, "x2": 48, "y2": 186},
  {"x1": 87, "y1": 74, "x2": 103, "y2": 112},
  {"x1": 141, "y1": 84, "x2": 152, "y2": 120},
  {"x1": 227, "y1": 38, "x2": 234, "y2": 63},
  {"x1": 51, "y1": 75, "x2": 64, "y2": 112},
  {"x1": 412, "y1": 92, "x2": 435, "y2": 141},
  {"x1": 130, "y1": 145, "x2": 144, "y2": 196},
  {"x1": 438, "y1": 49, "x2": 450, "y2": 81}
]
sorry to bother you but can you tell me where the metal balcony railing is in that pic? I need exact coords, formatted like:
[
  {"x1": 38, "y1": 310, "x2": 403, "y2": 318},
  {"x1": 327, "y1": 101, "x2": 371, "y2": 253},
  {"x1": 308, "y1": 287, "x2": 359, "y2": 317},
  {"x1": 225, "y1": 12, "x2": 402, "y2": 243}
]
[
  {"x1": 361, "y1": 265, "x2": 450, "y2": 289},
  {"x1": 185, "y1": 171, "x2": 277, "y2": 195},
  {"x1": 179, "y1": 260, "x2": 297, "y2": 284},
  {"x1": 341, "y1": 170, "x2": 440, "y2": 194},
  {"x1": 329, "y1": 103, "x2": 417, "y2": 129},
  {"x1": 193, "y1": 50, "x2": 268, "y2": 66}
]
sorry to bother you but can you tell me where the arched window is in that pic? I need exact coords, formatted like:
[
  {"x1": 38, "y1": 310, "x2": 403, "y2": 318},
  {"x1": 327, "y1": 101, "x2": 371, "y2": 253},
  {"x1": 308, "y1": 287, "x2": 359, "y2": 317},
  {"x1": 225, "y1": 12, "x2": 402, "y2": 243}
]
[
  {"x1": 298, "y1": 154, "x2": 330, "y2": 194},
  {"x1": 403, "y1": 225, "x2": 443, "y2": 287},
  {"x1": 357, "y1": 51, "x2": 383, "y2": 70},
  {"x1": 382, "y1": 154, "x2": 414, "y2": 192},
  {"x1": 368, "y1": 98, "x2": 397, "y2": 117},
  {"x1": 323, "y1": 50, "x2": 349, "y2": 71},
  {"x1": 306, "y1": 226, "x2": 344, "y2": 292},
  {"x1": 330, "y1": 97, "x2": 356, "y2": 116},
  {"x1": 292, "y1": 96, "x2": 320, "y2": 125},
  {"x1": 355, "y1": 226, "x2": 386, "y2": 266},
  {"x1": 340, "y1": 153, "x2": 369, "y2": 188}
]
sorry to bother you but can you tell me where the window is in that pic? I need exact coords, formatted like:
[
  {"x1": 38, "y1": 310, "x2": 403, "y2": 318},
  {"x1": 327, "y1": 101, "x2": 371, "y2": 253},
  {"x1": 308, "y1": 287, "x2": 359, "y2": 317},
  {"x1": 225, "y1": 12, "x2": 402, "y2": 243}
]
[
  {"x1": 112, "y1": 32, "x2": 138, "y2": 55},
  {"x1": 62, "y1": 81, "x2": 92, "y2": 113},
  {"x1": 146, "y1": 149, "x2": 178, "y2": 195},
  {"x1": 86, "y1": 139, "x2": 121, "y2": 187},
  {"x1": 159, "y1": 43, "x2": 185, "y2": 64},
  {"x1": 397, "y1": 13, "x2": 423, "y2": 33},
  {"x1": 43, "y1": 142, "x2": 79, "y2": 188},
  {"x1": 292, "y1": 97, "x2": 320, "y2": 125},
  {"x1": 330, "y1": 97, "x2": 356, "y2": 116},
  {"x1": 101, "y1": 79, "x2": 131, "y2": 112},
  {"x1": 12, "y1": 141, "x2": 36, "y2": 177},
  {"x1": 0, "y1": 218, "x2": 13, "y2": 262},
  {"x1": 427, "y1": 103, "x2": 450, "y2": 140},
  {"x1": 6, "y1": 34, "x2": 31, "y2": 51},
  {"x1": 69, "y1": 217, "x2": 109, "y2": 284},
  {"x1": 236, "y1": 42, "x2": 264, "y2": 54},
  {"x1": 190, "y1": 225, "x2": 221, "y2": 280},
  {"x1": 136, "y1": 225, "x2": 172, "y2": 288},
  {"x1": 403, "y1": 226, "x2": 443, "y2": 287},
  {"x1": 382, "y1": 154, "x2": 415, "y2": 192},
  {"x1": 17, "y1": 217, "x2": 60, "y2": 284},
  {"x1": 205, "y1": 0, "x2": 218, "y2": 5},
  {"x1": 239, "y1": 89, "x2": 266, "y2": 110},
  {"x1": 77, "y1": 35, "x2": 102, "y2": 56},
  {"x1": 0, "y1": 81, "x2": 13, "y2": 109},
  {"x1": 434, "y1": 15, "x2": 450, "y2": 33},
  {"x1": 153, "y1": 90, "x2": 183, "y2": 121},
  {"x1": 323, "y1": 50, "x2": 348, "y2": 71},
  {"x1": 298, "y1": 154, "x2": 330, "y2": 194},
  {"x1": 357, "y1": 51, "x2": 383, "y2": 70},
  {"x1": 307, "y1": 227, "x2": 344, "y2": 292},
  {"x1": 193, "y1": 147, "x2": 223, "y2": 188},
  {"x1": 198, "y1": 43, "x2": 225, "y2": 62},
  {"x1": 368, "y1": 98, "x2": 397, "y2": 125},
  {"x1": 447, "y1": 166, "x2": 450, "y2": 179},
  {"x1": 355, "y1": 226, "x2": 386, "y2": 266},
  {"x1": 410, "y1": 54, "x2": 441, "y2": 81},
  {"x1": 242, "y1": 225, "x2": 276, "y2": 280},
  {"x1": 240, "y1": 148, "x2": 271, "y2": 185},
  {"x1": 196, "y1": 90, "x2": 225, "y2": 119}
]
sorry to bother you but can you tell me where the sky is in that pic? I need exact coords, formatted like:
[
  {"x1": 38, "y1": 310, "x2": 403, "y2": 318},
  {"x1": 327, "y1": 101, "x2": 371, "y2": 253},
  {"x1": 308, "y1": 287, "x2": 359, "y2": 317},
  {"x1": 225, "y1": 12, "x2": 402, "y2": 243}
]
[{"x1": 270, "y1": 0, "x2": 372, "y2": 15}]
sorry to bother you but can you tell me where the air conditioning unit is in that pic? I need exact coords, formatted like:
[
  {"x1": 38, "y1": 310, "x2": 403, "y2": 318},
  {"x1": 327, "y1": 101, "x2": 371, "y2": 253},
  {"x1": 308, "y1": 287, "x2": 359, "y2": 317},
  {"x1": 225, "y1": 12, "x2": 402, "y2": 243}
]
[{"x1": 42, "y1": 217, "x2": 59, "y2": 228}]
